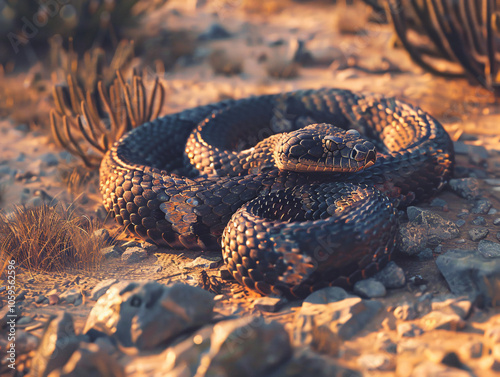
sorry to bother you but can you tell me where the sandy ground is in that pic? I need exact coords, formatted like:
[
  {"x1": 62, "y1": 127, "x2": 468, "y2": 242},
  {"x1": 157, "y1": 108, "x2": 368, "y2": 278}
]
[{"x1": 4, "y1": 1, "x2": 500, "y2": 376}]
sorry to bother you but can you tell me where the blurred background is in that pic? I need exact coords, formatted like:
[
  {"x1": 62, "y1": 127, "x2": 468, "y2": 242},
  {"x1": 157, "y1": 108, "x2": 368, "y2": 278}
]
[{"x1": 1, "y1": 0, "x2": 500, "y2": 157}]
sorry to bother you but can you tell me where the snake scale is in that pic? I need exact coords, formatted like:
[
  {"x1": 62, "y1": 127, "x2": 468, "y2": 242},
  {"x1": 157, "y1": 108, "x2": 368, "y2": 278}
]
[{"x1": 100, "y1": 88, "x2": 454, "y2": 298}]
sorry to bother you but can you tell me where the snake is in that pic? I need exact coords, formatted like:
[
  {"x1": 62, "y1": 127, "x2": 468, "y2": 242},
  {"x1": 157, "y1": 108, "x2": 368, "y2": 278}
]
[{"x1": 100, "y1": 88, "x2": 454, "y2": 298}]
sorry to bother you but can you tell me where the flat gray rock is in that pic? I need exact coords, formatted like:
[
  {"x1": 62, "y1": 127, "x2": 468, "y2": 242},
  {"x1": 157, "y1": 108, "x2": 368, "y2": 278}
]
[
  {"x1": 90, "y1": 279, "x2": 119, "y2": 301},
  {"x1": 353, "y1": 278, "x2": 386, "y2": 298},
  {"x1": 30, "y1": 312, "x2": 80, "y2": 377},
  {"x1": 373, "y1": 261, "x2": 406, "y2": 288},
  {"x1": 448, "y1": 178, "x2": 480, "y2": 200},
  {"x1": 162, "y1": 316, "x2": 291, "y2": 377},
  {"x1": 48, "y1": 342, "x2": 124, "y2": 377},
  {"x1": 436, "y1": 248, "x2": 500, "y2": 303},
  {"x1": 478, "y1": 240, "x2": 500, "y2": 258},
  {"x1": 294, "y1": 288, "x2": 383, "y2": 352},
  {"x1": 84, "y1": 281, "x2": 215, "y2": 350}
]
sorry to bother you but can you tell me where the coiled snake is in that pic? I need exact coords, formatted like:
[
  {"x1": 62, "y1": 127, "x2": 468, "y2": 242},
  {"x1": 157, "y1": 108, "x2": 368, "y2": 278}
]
[{"x1": 100, "y1": 88, "x2": 454, "y2": 298}]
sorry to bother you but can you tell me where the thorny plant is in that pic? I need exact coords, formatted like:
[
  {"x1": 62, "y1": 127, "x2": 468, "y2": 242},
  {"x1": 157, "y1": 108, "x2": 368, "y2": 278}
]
[
  {"x1": 0, "y1": 204, "x2": 107, "y2": 273},
  {"x1": 50, "y1": 67, "x2": 166, "y2": 168},
  {"x1": 364, "y1": 0, "x2": 500, "y2": 94}
]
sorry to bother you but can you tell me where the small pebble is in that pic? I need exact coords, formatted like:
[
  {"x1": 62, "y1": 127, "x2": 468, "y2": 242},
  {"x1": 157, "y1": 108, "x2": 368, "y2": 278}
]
[
  {"x1": 472, "y1": 216, "x2": 486, "y2": 226},
  {"x1": 469, "y1": 228, "x2": 489, "y2": 241},
  {"x1": 494, "y1": 218, "x2": 500, "y2": 226},
  {"x1": 353, "y1": 278, "x2": 386, "y2": 298},
  {"x1": 417, "y1": 248, "x2": 433, "y2": 261},
  {"x1": 471, "y1": 199, "x2": 493, "y2": 214},
  {"x1": 455, "y1": 219, "x2": 466, "y2": 227},
  {"x1": 430, "y1": 198, "x2": 448, "y2": 211},
  {"x1": 478, "y1": 240, "x2": 500, "y2": 258},
  {"x1": 48, "y1": 294, "x2": 59, "y2": 305},
  {"x1": 397, "y1": 323, "x2": 423, "y2": 338}
]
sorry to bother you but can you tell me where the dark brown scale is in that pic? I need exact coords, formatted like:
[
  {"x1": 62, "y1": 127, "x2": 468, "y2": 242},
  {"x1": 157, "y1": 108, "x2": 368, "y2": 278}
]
[{"x1": 100, "y1": 88, "x2": 454, "y2": 299}]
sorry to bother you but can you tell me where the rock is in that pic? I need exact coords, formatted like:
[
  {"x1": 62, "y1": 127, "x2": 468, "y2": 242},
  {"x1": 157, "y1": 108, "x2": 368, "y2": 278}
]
[
  {"x1": 185, "y1": 255, "x2": 221, "y2": 269},
  {"x1": 436, "y1": 248, "x2": 500, "y2": 303},
  {"x1": 394, "y1": 302, "x2": 419, "y2": 321},
  {"x1": 478, "y1": 240, "x2": 500, "y2": 258},
  {"x1": 411, "y1": 361, "x2": 473, "y2": 377},
  {"x1": 420, "y1": 311, "x2": 466, "y2": 331},
  {"x1": 48, "y1": 342, "x2": 124, "y2": 377},
  {"x1": 417, "y1": 248, "x2": 433, "y2": 261},
  {"x1": 375, "y1": 333, "x2": 397, "y2": 354},
  {"x1": 140, "y1": 241, "x2": 158, "y2": 252},
  {"x1": 163, "y1": 317, "x2": 291, "y2": 377},
  {"x1": 471, "y1": 198, "x2": 492, "y2": 214},
  {"x1": 373, "y1": 261, "x2": 406, "y2": 288},
  {"x1": 39, "y1": 152, "x2": 59, "y2": 167},
  {"x1": 494, "y1": 218, "x2": 500, "y2": 226},
  {"x1": 100, "y1": 245, "x2": 121, "y2": 259},
  {"x1": 353, "y1": 278, "x2": 386, "y2": 298},
  {"x1": 270, "y1": 349, "x2": 361, "y2": 377},
  {"x1": 467, "y1": 144, "x2": 489, "y2": 165},
  {"x1": 431, "y1": 297, "x2": 472, "y2": 319},
  {"x1": 406, "y1": 207, "x2": 460, "y2": 245},
  {"x1": 14, "y1": 329, "x2": 40, "y2": 355},
  {"x1": 357, "y1": 353, "x2": 394, "y2": 371},
  {"x1": 91, "y1": 229, "x2": 110, "y2": 244},
  {"x1": 430, "y1": 198, "x2": 448, "y2": 211},
  {"x1": 485, "y1": 327, "x2": 500, "y2": 344},
  {"x1": 16, "y1": 289, "x2": 27, "y2": 301},
  {"x1": 31, "y1": 312, "x2": 80, "y2": 377},
  {"x1": 449, "y1": 178, "x2": 480, "y2": 200},
  {"x1": 48, "y1": 294, "x2": 60, "y2": 305},
  {"x1": 36, "y1": 295, "x2": 47, "y2": 304},
  {"x1": 253, "y1": 297, "x2": 286, "y2": 312},
  {"x1": 469, "y1": 228, "x2": 489, "y2": 241},
  {"x1": 90, "y1": 279, "x2": 118, "y2": 301},
  {"x1": 59, "y1": 289, "x2": 83, "y2": 306},
  {"x1": 121, "y1": 247, "x2": 148, "y2": 264},
  {"x1": 84, "y1": 281, "x2": 214, "y2": 350},
  {"x1": 472, "y1": 216, "x2": 486, "y2": 225},
  {"x1": 455, "y1": 219, "x2": 466, "y2": 227},
  {"x1": 18, "y1": 316, "x2": 33, "y2": 325},
  {"x1": 397, "y1": 223, "x2": 428, "y2": 256},
  {"x1": 459, "y1": 342, "x2": 483, "y2": 359},
  {"x1": 397, "y1": 323, "x2": 423, "y2": 338},
  {"x1": 294, "y1": 287, "x2": 382, "y2": 353},
  {"x1": 198, "y1": 23, "x2": 232, "y2": 40}
]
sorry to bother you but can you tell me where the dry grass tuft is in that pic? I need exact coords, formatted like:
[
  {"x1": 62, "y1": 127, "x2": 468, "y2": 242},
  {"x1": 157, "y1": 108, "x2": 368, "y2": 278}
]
[{"x1": 0, "y1": 204, "x2": 106, "y2": 272}]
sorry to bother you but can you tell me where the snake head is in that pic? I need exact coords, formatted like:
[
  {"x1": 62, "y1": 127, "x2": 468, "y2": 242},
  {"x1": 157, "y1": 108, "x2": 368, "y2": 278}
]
[{"x1": 274, "y1": 123, "x2": 377, "y2": 173}]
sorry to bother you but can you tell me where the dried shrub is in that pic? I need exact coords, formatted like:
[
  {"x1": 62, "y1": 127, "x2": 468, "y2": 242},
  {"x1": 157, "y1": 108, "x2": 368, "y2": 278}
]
[
  {"x1": 50, "y1": 68, "x2": 166, "y2": 168},
  {"x1": 0, "y1": 204, "x2": 106, "y2": 272}
]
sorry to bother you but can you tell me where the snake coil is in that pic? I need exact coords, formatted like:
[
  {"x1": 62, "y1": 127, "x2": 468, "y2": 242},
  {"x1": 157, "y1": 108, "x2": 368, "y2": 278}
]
[{"x1": 100, "y1": 88, "x2": 454, "y2": 298}]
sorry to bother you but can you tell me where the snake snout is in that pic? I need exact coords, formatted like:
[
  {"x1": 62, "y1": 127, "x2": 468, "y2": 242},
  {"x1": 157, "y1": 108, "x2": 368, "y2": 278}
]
[{"x1": 350, "y1": 141, "x2": 377, "y2": 166}]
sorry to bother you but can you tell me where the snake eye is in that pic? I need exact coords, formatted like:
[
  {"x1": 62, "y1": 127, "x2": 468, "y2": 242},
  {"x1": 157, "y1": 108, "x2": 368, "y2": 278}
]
[
  {"x1": 325, "y1": 139, "x2": 333, "y2": 151},
  {"x1": 324, "y1": 136, "x2": 342, "y2": 151}
]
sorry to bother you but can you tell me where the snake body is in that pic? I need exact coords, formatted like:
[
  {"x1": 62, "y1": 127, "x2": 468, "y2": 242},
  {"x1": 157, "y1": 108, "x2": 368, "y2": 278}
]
[{"x1": 100, "y1": 88, "x2": 454, "y2": 297}]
